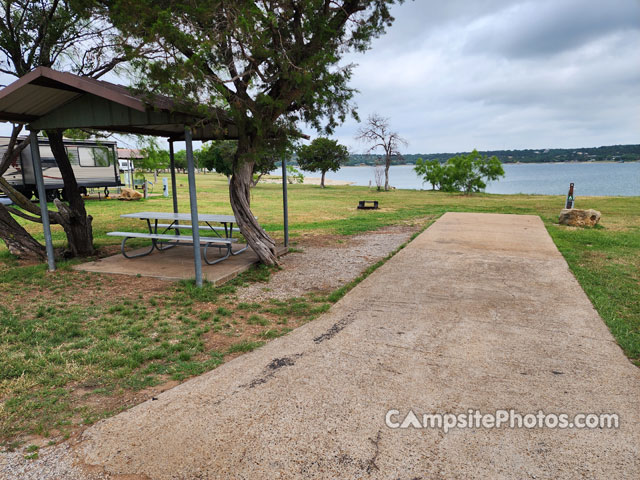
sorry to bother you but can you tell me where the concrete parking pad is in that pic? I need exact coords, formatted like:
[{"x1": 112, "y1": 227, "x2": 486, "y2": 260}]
[
  {"x1": 74, "y1": 244, "x2": 287, "y2": 284},
  {"x1": 75, "y1": 212, "x2": 640, "y2": 479}
]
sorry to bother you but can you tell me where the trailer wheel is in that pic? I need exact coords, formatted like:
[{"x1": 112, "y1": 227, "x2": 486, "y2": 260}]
[
  {"x1": 79, "y1": 187, "x2": 88, "y2": 196},
  {"x1": 33, "y1": 189, "x2": 50, "y2": 202},
  {"x1": 16, "y1": 187, "x2": 33, "y2": 200},
  {"x1": 104, "y1": 187, "x2": 110, "y2": 198},
  {"x1": 45, "y1": 190, "x2": 58, "y2": 202}
]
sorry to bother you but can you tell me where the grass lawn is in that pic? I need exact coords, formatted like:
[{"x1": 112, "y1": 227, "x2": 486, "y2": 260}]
[{"x1": 1, "y1": 172, "x2": 638, "y2": 449}]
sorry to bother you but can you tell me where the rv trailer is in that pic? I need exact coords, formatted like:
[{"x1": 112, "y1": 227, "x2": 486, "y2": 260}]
[{"x1": 1, "y1": 136, "x2": 121, "y2": 201}]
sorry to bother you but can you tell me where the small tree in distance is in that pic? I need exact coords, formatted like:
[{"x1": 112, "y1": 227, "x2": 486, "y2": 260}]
[
  {"x1": 356, "y1": 113, "x2": 407, "y2": 191},
  {"x1": 414, "y1": 150, "x2": 504, "y2": 194},
  {"x1": 198, "y1": 141, "x2": 236, "y2": 177},
  {"x1": 139, "y1": 138, "x2": 170, "y2": 181},
  {"x1": 373, "y1": 163, "x2": 385, "y2": 191},
  {"x1": 297, "y1": 138, "x2": 349, "y2": 188},
  {"x1": 414, "y1": 158, "x2": 445, "y2": 190}
]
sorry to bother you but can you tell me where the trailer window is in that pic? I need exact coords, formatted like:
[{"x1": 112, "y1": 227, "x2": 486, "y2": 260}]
[
  {"x1": 39, "y1": 147, "x2": 57, "y2": 166},
  {"x1": 79, "y1": 147, "x2": 112, "y2": 167},
  {"x1": 66, "y1": 147, "x2": 79, "y2": 165}
]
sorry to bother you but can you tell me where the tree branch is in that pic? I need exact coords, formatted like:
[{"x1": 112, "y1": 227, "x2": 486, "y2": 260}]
[
  {"x1": 0, "y1": 178, "x2": 62, "y2": 224},
  {"x1": 5, "y1": 207, "x2": 45, "y2": 223},
  {"x1": 0, "y1": 124, "x2": 27, "y2": 175}
]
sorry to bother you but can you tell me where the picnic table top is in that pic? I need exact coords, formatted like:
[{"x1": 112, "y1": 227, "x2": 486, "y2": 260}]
[{"x1": 121, "y1": 211, "x2": 237, "y2": 223}]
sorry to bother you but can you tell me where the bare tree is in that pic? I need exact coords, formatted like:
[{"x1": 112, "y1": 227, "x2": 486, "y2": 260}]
[
  {"x1": 357, "y1": 113, "x2": 407, "y2": 191},
  {"x1": 373, "y1": 162, "x2": 384, "y2": 191}
]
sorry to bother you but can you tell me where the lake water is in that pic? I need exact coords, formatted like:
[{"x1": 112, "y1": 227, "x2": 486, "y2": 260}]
[{"x1": 303, "y1": 163, "x2": 640, "y2": 196}]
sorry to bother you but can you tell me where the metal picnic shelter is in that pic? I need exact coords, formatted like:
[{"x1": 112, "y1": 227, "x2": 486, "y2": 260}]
[{"x1": 0, "y1": 67, "x2": 290, "y2": 286}]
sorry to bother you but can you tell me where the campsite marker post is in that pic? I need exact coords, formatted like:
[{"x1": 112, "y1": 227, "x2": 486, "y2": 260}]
[{"x1": 565, "y1": 183, "x2": 575, "y2": 209}]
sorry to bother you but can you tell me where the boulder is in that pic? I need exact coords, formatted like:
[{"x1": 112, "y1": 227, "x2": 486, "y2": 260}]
[
  {"x1": 119, "y1": 188, "x2": 143, "y2": 201},
  {"x1": 558, "y1": 208, "x2": 601, "y2": 227}
]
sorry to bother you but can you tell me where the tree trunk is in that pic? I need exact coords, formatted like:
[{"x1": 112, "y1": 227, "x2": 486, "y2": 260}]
[
  {"x1": 46, "y1": 130, "x2": 95, "y2": 256},
  {"x1": 0, "y1": 126, "x2": 48, "y2": 258},
  {"x1": 384, "y1": 159, "x2": 390, "y2": 191},
  {"x1": 0, "y1": 125, "x2": 28, "y2": 175},
  {"x1": 0, "y1": 204, "x2": 46, "y2": 260},
  {"x1": 229, "y1": 159, "x2": 279, "y2": 266},
  {"x1": 321, "y1": 171, "x2": 326, "y2": 188},
  {"x1": 250, "y1": 172, "x2": 264, "y2": 187}
]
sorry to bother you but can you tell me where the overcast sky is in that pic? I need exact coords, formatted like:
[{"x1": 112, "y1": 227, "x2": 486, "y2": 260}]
[
  {"x1": 1, "y1": 0, "x2": 639, "y2": 154},
  {"x1": 321, "y1": 0, "x2": 640, "y2": 154}
]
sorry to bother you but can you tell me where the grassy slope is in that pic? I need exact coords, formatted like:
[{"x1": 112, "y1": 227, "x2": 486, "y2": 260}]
[{"x1": 0, "y1": 173, "x2": 638, "y2": 445}]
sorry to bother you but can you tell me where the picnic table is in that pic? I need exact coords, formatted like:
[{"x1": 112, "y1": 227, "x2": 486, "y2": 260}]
[{"x1": 107, "y1": 211, "x2": 248, "y2": 265}]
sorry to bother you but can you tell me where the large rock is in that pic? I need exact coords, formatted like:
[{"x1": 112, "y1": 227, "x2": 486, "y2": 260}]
[
  {"x1": 119, "y1": 188, "x2": 143, "y2": 201},
  {"x1": 559, "y1": 208, "x2": 601, "y2": 227}
]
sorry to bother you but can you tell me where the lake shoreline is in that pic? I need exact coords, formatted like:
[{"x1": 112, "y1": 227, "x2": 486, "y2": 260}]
[
  {"x1": 343, "y1": 160, "x2": 639, "y2": 167},
  {"x1": 305, "y1": 163, "x2": 640, "y2": 196}
]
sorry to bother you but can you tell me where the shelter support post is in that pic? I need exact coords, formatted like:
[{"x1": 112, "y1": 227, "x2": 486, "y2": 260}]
[
  {"x1": 169, "y1": 139, "x2": 178, "y2": 215},
  {"x1": 281, "y1": 157, "x2": 289, "y2": 248},
  {"x1": 29, "y1": 130, "x2": 56, "y2": 271},
  {"x1": 128, "y1": 157, "x2": 133, "y2": 188},
  {"x1": 185, "y1": 127, "x2": 203, "y2": 287}
]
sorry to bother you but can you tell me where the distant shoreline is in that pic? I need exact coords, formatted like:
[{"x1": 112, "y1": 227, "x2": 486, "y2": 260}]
[{"x1": 341, "y1": 160, "x2": 639, "y2": 167}]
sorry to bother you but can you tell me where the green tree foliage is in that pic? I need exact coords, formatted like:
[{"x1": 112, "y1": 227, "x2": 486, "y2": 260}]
[
  {"x1": 297, "y1": 137, "x2": 349, "y2": 188},
  {"x1": 415, "y1": 150, "x2": 505, "y2": 194},
  {"x1": 139, "y1": 139, "x2": 170, "y2": 171},
  {"x1": 414, "y1": 158, "x2": 445, "y2": 190},
  {"x1": 198, "y1": 142, "x2": 237, "y2": 177},
  {"x1": 198, "y1": 141, "x2": 279, "y2": 187},
  {"x1": 286, "y1": 165, "x2": 304, "y2": 184},
  {"x1": 173, "y1": 150, "x2": 187, "y2": 172},
  {"x1": 105, "y1": 0, "x2": 403, "y2": 265}
]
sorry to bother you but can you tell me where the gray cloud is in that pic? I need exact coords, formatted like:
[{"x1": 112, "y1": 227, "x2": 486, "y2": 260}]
[
  {"x1": 316, "y1": 0, "x2": 640, "y2": 153},
  {"x1": 463, "y1": 0, "x2": 640, "y2": 58}
]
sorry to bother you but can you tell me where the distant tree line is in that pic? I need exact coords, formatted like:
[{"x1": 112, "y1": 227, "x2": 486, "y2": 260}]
[{"x1": 347, "y1": 145, "x2": 640, "y2": 166}]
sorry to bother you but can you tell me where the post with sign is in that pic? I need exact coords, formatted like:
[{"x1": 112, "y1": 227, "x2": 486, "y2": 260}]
[{"x1": 565, "y1": 183, "x2": 575, "y2": 209}]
